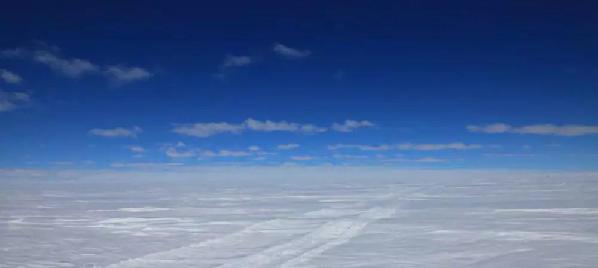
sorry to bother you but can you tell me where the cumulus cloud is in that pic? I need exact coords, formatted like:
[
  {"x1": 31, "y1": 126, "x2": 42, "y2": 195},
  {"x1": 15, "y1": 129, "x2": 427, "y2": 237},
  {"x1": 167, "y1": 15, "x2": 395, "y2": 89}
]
[
  {"x1": 467, "y1": 123, "x2": 598, "y2": 136},
  {"x1": 244, "y1": 118, "x2": 327, "y2": 133},
  {"x1": 331, "y1": 120, "x2": 375, "y2": 132},
  {"x1": 105, "y1": 65, "x2": 152, "y2": 83},
  {"x1": 328, "y1": 142, "x2": 482, "y2": 151},
  {"x1": 173, "y1": 119, "x2": 328, "y2": 137},
  {"x1": 273, "y1": 43, "x2": 311, "y2": 59},
  {"x1": 277, "y1": 143, "x2": 300, "y2": 150},
  {"x1": 89, "y1": 126, "x2": 142, "y2": 138},
  {"x1": 162, "y1": 142, "x2": 255, "y2": 159},
  {"x1": 0, "y1": 90, "x2": 30, "y2": 112},
  {"x1": 161, "y1": 142, "x2": 196, "y2": 158},
  {"x1": 0, "y1": 69, "x2": 22, "y2": 84},
  {"x1": 172, "y1": 122, "x2": 244, "y2": 138}
]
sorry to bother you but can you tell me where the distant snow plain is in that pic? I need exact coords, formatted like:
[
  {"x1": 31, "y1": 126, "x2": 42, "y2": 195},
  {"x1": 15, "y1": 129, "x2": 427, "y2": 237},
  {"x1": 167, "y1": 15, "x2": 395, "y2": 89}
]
[{"x1": 2, "y1": 167, "x2": 598, "y2": 267}]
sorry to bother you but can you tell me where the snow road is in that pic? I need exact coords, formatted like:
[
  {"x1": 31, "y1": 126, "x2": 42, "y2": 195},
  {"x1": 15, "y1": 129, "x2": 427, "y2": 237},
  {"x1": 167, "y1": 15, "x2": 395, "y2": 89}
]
[{"x1": 2, "y1": 175, "x2": 598, "y2": 267}]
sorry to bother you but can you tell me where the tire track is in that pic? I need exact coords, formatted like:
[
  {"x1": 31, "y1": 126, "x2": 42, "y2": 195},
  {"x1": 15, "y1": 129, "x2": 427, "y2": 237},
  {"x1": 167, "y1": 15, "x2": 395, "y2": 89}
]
[
  {"x1": 218, "y1": 207, "x2": 396, "y2": 268},
  {"x1": 106, "y1": 207, "x2": 395, "y2": 268}
]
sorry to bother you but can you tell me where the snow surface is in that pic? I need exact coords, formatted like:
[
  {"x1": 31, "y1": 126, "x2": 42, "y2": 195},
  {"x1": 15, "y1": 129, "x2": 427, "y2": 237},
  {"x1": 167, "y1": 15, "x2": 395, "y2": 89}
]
[{"x1": 2, "y1": 175, "x2": 598, "y2": 267}]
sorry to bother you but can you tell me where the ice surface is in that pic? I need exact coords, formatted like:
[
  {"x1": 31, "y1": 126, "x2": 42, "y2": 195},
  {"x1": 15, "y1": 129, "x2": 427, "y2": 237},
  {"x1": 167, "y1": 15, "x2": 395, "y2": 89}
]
[{"x1": 2, "y1": 175, "x2": 598, "y2": 267}]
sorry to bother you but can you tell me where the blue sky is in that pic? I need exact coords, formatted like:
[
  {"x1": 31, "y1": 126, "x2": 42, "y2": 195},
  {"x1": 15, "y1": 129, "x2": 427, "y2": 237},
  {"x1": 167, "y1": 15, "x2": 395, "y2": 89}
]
[{"x1": 1, "y1": 1, "x2": 597, "y2": 170}]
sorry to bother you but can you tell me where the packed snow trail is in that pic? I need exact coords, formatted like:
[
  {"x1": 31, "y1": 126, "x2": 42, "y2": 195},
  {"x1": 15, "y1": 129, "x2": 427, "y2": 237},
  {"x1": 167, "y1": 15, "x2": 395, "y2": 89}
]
[{"x1": 106, "y1": 207, "x2": 395, "y2": 268}]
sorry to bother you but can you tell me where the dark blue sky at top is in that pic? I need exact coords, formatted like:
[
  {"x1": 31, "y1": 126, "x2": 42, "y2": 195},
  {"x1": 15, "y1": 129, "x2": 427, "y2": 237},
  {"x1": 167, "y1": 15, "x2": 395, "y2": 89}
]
[{"x1": 1, "y1": 1, "x2": 597, "y2": 169}]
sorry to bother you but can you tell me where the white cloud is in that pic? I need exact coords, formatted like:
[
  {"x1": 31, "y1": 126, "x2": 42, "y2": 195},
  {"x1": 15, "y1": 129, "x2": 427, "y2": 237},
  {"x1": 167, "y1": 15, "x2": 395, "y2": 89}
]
[
  {"x1": 221, "y1": 55, "x2": 253, "y2": 68},
  {"x1": 277, "y1": 143, "x2": 300, "y2": 150},
  {"x1": 467, "y1": 123, "x2": 598, "y2": 136},
  {"x1": 248, "y1": 145, "x2": 261, "y2": 151},
  {"x1": 126, "y1": 145, "x2": 145, "y2": 154},
  {"x1": 173, "y1": 119, "x2": 328, "y2": 138},
  {"x1": 331, "y1": 120, "x2": 375, "y2": 132},
  {"x1": 396, "y1": 142, "x2": 482, "y2": 151},
  {"x1": 110, "y1": 162, "x2": 184, "y2": 168},
  {"x1": 244, "y1": 118, "x2": 327, "y2": 133},
  {"x1": 0, "y1": 48, "x2": 28, "y2": 58},
  {"x1": 165, "y1": 147, "x2": 196, "y2": 158},
  {"x1": 105, "y1": 65, "x2": 152, "y2": 83},
  {"x1": 415, "y1": 157, "x2": 446, "y2": 163},
  {"x1": 5, "y1": 167, "x2": 597, "y2": 182},
  {"x1": 0, "y1": 69, "x2": 22, "y2": 84},
  {"x1": 332, "y1": 154, "x2": 369, "y2": 159},
  {"x1": 327, "y1": 144, "x2": 392, "y2": 151},
  {"x1": 328, "y1": 142, "x2": 482, "y2": 151},
  {"x1": 33, "y1": 50, "x2": 99, "y2": 77},
  {"x1": 172, "y1": 122, "x2": 244, "y2": 138},
  {"x1": 466, "y1": 123, "x2": 511, "y2": 133},
  {"x1": 291, "y1": 155, "x2": 314, "y2": 161},
  {"x1": 200, "y1": 150, "x2": 251, "y2": 158},
  {"x1": 273, "y1": 43, "x2": 311, "y2": 59},
  {"x1": 2, "y1": 47, "x2": 151, "y2": 83},
  {"x1": 89, "y1": 126, "x2": 142, "y2": 138},
  {"x1": 0, "y1": 90, "x2": 30, "y2": 112},
  {"x1": 162, "y1": 142, "x2": 254, "y2": 159}
]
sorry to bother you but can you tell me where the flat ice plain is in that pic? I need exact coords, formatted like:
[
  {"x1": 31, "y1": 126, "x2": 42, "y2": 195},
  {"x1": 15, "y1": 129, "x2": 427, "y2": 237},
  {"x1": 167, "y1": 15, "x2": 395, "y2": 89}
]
[{"x1": 2, "y1": 170, "x2": 598, "y2": 267}]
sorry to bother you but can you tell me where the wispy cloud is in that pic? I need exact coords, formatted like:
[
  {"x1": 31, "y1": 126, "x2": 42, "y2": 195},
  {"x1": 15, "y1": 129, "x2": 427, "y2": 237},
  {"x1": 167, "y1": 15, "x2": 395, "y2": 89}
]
[
  {"x1": 89, "y1": 126, "x2": 142, "y2": 138},
  {"x1": 468, "y1": 123, "x2": 598, "y2": 136},
  {"x1": 0, "y1": 48, "x2": 27, "y2": 58},
  {"x1": 1, "y1": 47, "x2": 152, "y2": 83},
  {"x1": 378, "y1": 156, "x2": 447, "y2": 163},
  {"x1": 126, "y1": 145, "x2": 146, "y2": 158},
  {"x1": 0, "y1": 69, "x2": 23, "y2": 84},
  {"x1": 248, "y1": 145, "x2": 261, "y2": 152},
  {"x1": 126, "y1": 145, "x2": 145, "y2": 153},
  {"x1": 110, "y1": 162, "x2": 184, "y2": 168},
  {"x1": 200, "y1": 150, "x2": 251, "y2": 158},
  {"x1": 328, "y1": 144, "x2": 392, "y2": 151},
  {"x1": 33, "y1": 50, "x2": 99, "y2": 77},
  {"x1": 221, "y1": 55, "x2": 253, "y2": 68},
  {"x1": 105, "y1": 65, "x2": 152, "y2": 83},
  {"x1": 291, "y1": 155, "x2": 314, "y2": 161},
  {"x1": 396, "y1": 142, "x2": 482, "y2": 151},
  {"x1": 277, "y1": 143, "x2": 300, "y2": 150},
  {"x1": 414, "y1": 157, "x2": 446, "y2": 163},
  {"x1": 215, "y1": 54, "x2": 254, "y2": 79},
  {"x1": 331, "y1": 120, "x2": 375, "y2": 132},
  {"x1": 0, "y1": 90, "x2": 30, "y2": 112},
  {"x1": 328, "y1": 142, "x2": 482, "y2": 151},
  {"x1": 332, "y1": 154, "x2": 369, "y2": 159},
  {"x1": 172, "y1": 122, "x2": 245, "y2": 138},
  {"x1": 273, "y1": 43, "x2": 311, "y2": 59},
  {"x1": 173, "y1": 119, "x2": 328, "y2": 138},
  {"x1": 165, "y1": 147, "x2": 196, "y2": 158}
]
